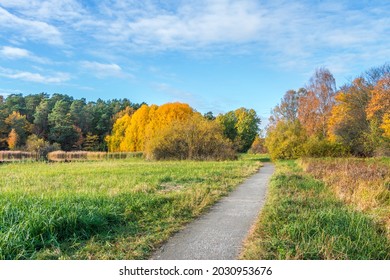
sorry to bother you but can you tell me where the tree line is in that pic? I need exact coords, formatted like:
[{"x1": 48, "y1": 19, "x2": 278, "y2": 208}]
[
  {"x1": 266, "y1": 63, "x2": 390, "y2": 159},
  {"x1": 0, "y1": 93, "x2": 261, "y2": 160},
  {"x1": 0, "y1": 93, "x2": 144, "y2": 154}
]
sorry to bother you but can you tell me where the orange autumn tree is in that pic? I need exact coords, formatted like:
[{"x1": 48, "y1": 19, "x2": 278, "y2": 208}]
[
  {"x1": 366, "y1": 74, "x2": 390, "y2": 137},
  {"x1": 7, "y1": 128, "x2": 19, "y2": 150},
  {"x1": 5, "y1": 111, "x2": 31, "y2": 147},
  {"x1": 298, "y1": 67, "x2": 336, "y2": 138}
]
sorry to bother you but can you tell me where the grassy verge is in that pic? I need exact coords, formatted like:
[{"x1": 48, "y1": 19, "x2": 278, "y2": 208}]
[
  {"x1": 300, "y1": 157, "x2": 390, "y2": 238},
  {"x1": 0, "y1": 155, "x2": 262, "y2": 260},
  {"x1": 240, "y1": 160, "x2": 390, "y2": 260}
]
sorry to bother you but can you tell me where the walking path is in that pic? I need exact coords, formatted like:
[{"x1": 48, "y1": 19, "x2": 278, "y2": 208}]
[{"x1": 151, "y1": 163, "x2": 274, "y2": 260}]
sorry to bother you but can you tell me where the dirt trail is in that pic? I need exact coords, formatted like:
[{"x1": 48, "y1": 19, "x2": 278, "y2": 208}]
[{"x1": 151, "y1": 163, "x2": 274, "y2": 260}]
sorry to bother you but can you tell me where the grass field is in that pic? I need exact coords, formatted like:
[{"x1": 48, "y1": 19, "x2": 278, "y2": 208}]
[
  {"x1": 241, "y1": 159, "x2": 390, "y2": 260},
  {"x1": 0, "y1": 155, "x2": 263, "y2": 260}
]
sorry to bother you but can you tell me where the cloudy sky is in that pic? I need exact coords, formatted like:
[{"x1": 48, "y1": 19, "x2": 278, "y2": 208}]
[{"x1": 0, "y1": 0, "x2": 389, "y2": 125}]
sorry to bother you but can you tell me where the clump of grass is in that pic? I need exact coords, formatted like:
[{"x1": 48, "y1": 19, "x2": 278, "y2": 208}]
[
  {"x1": 300, "y1": 158, "x2": 390, "y2": 238},
  {"x1": 0, "y1": 154, "x2": 262, "y2": 259},
  {"x1": 241, "y1": 160, "x2": 390, "y2": 260}
]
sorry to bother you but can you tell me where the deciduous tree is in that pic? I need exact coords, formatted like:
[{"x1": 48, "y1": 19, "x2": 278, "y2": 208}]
[
  {"x1": 217, "y1": 108, "x2": 260, "y2": 152},
  {"x1": 5, "y1": 111, "x2": 31, "y2": 147},
  {"x1": 298, "y1": 68, "x2": 336, "y2": 138},
  {"x1": 328, "y1": 78, "x2": 371, "y2": 156},
  {"x1": 7, "y1": 128, "x2": 19, "y2": 150}
]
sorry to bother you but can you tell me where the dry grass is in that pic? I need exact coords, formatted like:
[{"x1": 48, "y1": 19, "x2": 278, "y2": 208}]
[
  {"x1": 240, "y1": 160, "x2": 390, "y2": 260},
  {"x1": 47, "y1": 151, "x2": 143, "y2": 162},
  {"x1": 0, "y1": 151, "x2": 37, "y2": 162},
  {"x1": 299, "y1": 158, "x2": 390, "y2": 239}
]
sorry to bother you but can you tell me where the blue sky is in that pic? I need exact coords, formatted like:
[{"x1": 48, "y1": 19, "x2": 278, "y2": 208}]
[{"x1": 0, "y1": 0, "x2": 389, "y2": 127}]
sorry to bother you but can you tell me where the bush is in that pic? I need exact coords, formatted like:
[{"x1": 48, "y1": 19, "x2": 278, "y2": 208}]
[
  {"x1": 303, "y1": 137, "x2": 350, "y2": 157},
  {"x1": 144, "y1": 115, "x2": 236, "y2": 160},
  {"x1": 249, "y1": 136, "x2": 267, "y2": 154},
  {"x1": 265, "y1": 120, "x2": 307, "y2": 160},
  {"x1": 25, "y1": 135, "x2": 61, "y2": 160}
]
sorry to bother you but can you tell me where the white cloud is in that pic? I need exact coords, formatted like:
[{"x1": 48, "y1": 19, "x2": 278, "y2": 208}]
[
  {"x1": 92, "y1": 1, "x2": 389, "y2": 67},
  {"x1": 0, "y1": 7, "x2": 63, "y2": 45},
  {"x1": 93, "y1": 0, "x2": 264, "y2": 50},
  {"x1": 0, "y1": 0, "x2": 388, "y2": 78},
  {"x1": 81, "y1": 61, "x2": 132, "y2": 79},
  {"x1": 0, "y1": 46, "x2": 30, "y2": 59},
  {"x1": 0, "y1": 46, "x2": 50, "y2": 64},
  {"x1": 0, "y1": 0, "x2": 84, "y2": 21},
  {"x1": 0, "y1": 67, "x2": 70, "y2": 83}
]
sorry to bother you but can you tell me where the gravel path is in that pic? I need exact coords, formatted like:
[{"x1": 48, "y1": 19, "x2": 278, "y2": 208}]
[{"x1": 151, "y1": 162, "x2": 274, "y2": 260}]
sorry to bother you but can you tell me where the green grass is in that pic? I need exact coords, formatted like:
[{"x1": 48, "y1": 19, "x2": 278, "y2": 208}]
[
  {"x1": 241, "y1": 160, "x2": 390, "y2": 260},
  {"x1": 0, "y1": 155, "x2": 262, "y2": 260}
]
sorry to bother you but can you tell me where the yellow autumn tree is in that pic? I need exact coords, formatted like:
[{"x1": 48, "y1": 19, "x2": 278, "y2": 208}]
[
  {"x1": 144, "y1": 102, "x2": 194, "y2": 143},
  {"x1": 381, "y1": 113, "x2": 390, "y2": 138},
  {"x1": 106, "y1": 102, "x2": 195, "y2": 152},
  {"x1": 105, "y1": 113, "x2": 132, "y2": 152},
  {"x1": 120, "y1": 104, "x2": 157, "y2": 152}
]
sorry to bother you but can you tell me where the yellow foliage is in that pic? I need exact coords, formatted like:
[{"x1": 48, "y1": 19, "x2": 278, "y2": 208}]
[
  {"x1": 144, "y1": 102, "x2": 194, "y2": 143},
  {"x1": 144, "y1": 114, "x2": 236, "y2": 160},
  {"x1": 327, "y1": 92, "x2": 351, "y2": 142},
  {"x1": 366, "y1": 75, "x2": 390, "y2": 121},
  {"x1": 121, "y1": 104, "x2": 156, "y2": 152},
  {"x1": 106, "y1": 114, "x2": 132, "y2": 152},
  {"x1": 381, "y1": 113, "x2": 390, "y2": 138},
  {"x1": 106, "y1": 102, "x2": 195, "y2": 153}
]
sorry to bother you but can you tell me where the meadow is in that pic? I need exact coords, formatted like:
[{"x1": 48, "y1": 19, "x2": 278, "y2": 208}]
[
  {"x1": 241, "y1": 159, "x2": 390, "y2": 260},
  {"x1": 0, "y1": 155, "x2": 262, "y2": 260}
]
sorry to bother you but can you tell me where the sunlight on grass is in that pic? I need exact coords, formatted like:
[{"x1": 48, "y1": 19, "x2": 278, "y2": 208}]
[
  {"x1": 0, "y1": 155, "x2": 263, "y2": 260},
  {"x1": 241, "y1": 160, "x2": 390, "y2": 260}
]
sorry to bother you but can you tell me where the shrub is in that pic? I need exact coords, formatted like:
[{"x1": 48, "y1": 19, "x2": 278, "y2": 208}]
[
  {"x1": 144, "y1": 115, "x2": 236, "y2": 161},
  {"x1": 265, "y1": 120, "x2": 306, "y2": 160},
  {"x1": 25, "y1": 135, "x2": 61, "y2": 160},
  {"x1": 249, "y1": 136, "x2": 267, "y2": 154},
  {"x1": 303, "y1": 137, "x2": 349, "y2": 157}
]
